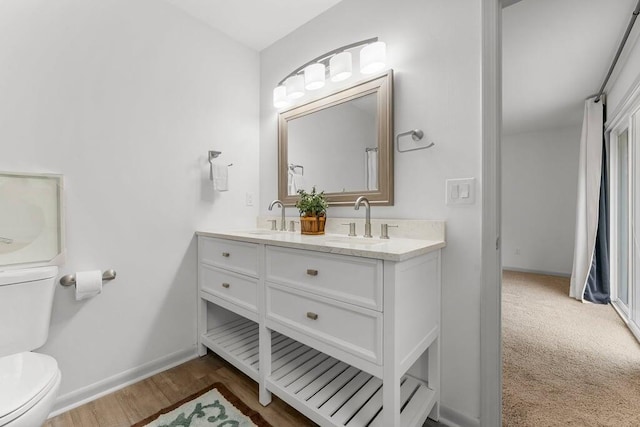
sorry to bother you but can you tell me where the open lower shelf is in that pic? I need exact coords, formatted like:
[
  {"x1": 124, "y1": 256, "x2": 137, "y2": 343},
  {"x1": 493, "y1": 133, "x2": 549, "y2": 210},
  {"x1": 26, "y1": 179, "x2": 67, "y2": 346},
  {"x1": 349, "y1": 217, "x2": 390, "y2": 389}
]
[
  {"x1": 268, "y1": 356, "x2": 435, "y2": 427},
  {"x1": 201, "y1": 319, "x2": 436, "y2": 427},
  {"x1": 201, "y1": 318, "x2": 261, "y2": 381}
]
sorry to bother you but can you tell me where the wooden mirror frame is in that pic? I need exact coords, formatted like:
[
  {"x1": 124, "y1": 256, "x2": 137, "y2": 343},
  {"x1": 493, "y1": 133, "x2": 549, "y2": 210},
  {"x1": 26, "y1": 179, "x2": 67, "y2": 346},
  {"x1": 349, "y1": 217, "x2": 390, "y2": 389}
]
[{"x1": 278, "y1": 70, "x2": 393, "y2": 206}]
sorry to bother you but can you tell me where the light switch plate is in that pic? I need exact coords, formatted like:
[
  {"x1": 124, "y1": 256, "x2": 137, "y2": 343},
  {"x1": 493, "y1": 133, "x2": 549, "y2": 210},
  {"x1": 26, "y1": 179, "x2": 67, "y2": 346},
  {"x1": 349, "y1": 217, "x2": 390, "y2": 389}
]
[{"x1": 446, "y1": 178, "x2": 476, "y2": 205}]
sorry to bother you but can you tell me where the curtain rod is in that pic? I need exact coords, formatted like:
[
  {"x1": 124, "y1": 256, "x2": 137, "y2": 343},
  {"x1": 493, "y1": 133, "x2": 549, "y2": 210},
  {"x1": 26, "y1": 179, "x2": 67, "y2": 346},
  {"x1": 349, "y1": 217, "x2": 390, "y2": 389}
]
[{"x1": 595, "y1": 0, "x2": 640, "y2": 103}]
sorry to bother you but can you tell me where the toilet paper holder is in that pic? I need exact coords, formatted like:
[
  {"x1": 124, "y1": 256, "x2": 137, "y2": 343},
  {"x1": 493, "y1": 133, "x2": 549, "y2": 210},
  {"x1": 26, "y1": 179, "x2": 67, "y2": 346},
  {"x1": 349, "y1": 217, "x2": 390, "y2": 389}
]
[{"x1": 59, "y1": 269, "x2": 117, "y2": 287}]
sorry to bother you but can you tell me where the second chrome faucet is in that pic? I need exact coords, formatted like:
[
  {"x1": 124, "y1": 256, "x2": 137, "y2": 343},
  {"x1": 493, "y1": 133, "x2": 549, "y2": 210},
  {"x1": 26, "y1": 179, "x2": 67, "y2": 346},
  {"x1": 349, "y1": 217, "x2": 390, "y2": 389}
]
[
  {"x1": 268, "y1": 199, "x2": 287, "y2": 231},
  {"x1": 354, "y1": 196, "x2": 372, "y2": 238}
]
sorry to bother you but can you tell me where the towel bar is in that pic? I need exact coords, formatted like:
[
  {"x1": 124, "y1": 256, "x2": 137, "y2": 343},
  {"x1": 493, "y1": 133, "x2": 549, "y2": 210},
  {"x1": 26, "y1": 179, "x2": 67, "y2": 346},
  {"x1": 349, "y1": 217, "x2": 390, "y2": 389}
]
[{"x1": 60, "y1": 269, "x2": 117, "y2": 287}]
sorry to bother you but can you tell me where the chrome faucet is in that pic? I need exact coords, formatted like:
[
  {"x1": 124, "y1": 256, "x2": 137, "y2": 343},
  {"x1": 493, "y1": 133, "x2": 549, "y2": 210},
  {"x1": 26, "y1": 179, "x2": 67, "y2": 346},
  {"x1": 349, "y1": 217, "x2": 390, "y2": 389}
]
[
  {"x1": 354, "y1": 196, "x2": 372, "y2": 238},
  {"x1": 268, "y1": 199, "x2": 287, "y2": 231}
]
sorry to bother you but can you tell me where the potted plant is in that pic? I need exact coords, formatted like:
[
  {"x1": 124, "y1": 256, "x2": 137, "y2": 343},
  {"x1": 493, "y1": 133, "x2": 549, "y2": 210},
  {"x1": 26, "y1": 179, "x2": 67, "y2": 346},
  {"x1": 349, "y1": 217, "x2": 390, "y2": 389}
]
[{"x1": 295, "y1": 186, "x2": 328, "y2": 235}]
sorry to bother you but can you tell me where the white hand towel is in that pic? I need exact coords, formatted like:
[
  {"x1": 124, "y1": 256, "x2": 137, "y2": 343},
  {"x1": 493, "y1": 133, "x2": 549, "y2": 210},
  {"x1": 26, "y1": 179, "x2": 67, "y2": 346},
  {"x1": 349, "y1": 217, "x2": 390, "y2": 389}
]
[
  {"x1": 288, "y1": 171, "x2": 294, "y2": 195},
  {"x1": 366, "y1": 150, "x2": 378, "y2": 190},
  {"x1": 212, "y1": 164, "x2": 229, "y2": 192},
  {"x1": 292, "y1": 173, "x2": 306, "y2": 193}
]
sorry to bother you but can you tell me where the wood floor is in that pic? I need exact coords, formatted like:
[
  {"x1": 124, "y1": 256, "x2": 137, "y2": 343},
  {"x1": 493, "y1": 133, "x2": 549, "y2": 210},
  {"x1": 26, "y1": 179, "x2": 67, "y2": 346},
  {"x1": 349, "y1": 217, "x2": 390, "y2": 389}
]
[
  {"x1": 44, "y1": 351, "x2": 315, "y2": 427},
  {"x1": 44, "y1": 351, "x2": 445, "y2": 427}
]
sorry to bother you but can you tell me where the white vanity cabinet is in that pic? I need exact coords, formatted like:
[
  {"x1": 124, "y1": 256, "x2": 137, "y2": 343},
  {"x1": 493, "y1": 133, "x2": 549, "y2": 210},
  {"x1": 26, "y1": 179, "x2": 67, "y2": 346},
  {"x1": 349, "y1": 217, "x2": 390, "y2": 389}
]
[{"x1": 197, "y1": 231, "x2": 442, "y2": 427}]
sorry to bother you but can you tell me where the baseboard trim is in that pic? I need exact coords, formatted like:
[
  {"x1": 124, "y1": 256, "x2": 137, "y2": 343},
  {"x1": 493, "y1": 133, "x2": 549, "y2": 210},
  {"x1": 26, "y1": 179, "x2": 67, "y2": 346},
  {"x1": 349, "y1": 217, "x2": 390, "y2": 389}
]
[
  {"x1": 438, "y1": 404, "x2": 480, "y2": 427},
  {"x1": 49, "y1": 346, "x2": 199, "y2": 417},
  {"x1": 503, "y1": 267, "x2": 571, "y2": 278}
]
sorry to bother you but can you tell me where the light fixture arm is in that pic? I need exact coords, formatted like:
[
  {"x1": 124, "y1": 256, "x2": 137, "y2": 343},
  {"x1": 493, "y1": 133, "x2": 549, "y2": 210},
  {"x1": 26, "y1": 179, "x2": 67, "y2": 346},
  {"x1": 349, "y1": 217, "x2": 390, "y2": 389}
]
[{"x1": 277, "y1": 37, "x2": 378, "y2": 86}]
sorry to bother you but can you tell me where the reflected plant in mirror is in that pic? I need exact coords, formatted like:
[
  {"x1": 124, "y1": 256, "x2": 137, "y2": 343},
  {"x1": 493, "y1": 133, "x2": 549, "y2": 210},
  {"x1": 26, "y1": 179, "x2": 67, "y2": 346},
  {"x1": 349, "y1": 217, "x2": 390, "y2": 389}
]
[{"x1": 278, "y1": 71, "x2": 393, "y2": 206}]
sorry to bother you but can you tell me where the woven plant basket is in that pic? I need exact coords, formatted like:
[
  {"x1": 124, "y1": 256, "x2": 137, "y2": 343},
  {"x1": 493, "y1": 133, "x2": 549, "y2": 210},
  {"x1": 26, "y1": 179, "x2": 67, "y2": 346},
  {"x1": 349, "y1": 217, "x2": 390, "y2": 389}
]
[{"x1": 300, "y1": 215, "x2": 326, "y2": 235}]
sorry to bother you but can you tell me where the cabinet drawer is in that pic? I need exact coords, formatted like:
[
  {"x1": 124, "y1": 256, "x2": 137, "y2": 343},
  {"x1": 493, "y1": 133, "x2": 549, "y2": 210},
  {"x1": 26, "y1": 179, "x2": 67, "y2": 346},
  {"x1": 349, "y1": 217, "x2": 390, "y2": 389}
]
[
  {"x1": 200, "y1": 264, "x2": 257, "y2": 313},
  {"x1": 199, "y1": 237, "x2": 258, "y2": 277},
  {"x1": 266, "y1": 284, "x2": 382, "y2": 365},
  {"x1": 266, "y1": 246, "x2": 382, "y2": 311}
]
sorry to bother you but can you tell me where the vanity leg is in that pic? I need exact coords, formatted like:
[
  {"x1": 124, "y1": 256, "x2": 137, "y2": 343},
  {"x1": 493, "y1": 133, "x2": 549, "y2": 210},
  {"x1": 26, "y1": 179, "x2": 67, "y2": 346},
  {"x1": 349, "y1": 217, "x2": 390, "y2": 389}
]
[
  {"x1": 197, "y1": 296, "x2": 207, "y2": 356},
  {"x1": 259, "y1": 323, "x2": 272, "y2": 406},
  {"x1": 428, "y1": 335, "x2": 441, "y2": 420},
  {"x1": 383, "y1": 261, "x2": 401, "y2": 426},
  {"x1": 382, "y1": 369, "x2": 401, "y2": 426}
]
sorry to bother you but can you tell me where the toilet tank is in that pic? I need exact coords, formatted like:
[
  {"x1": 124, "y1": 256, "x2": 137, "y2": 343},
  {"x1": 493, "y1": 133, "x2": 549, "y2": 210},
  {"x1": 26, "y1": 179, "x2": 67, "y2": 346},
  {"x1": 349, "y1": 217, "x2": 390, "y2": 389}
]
[{"x1": 0, "y1": 266, "x2": 58, "y2": 358}]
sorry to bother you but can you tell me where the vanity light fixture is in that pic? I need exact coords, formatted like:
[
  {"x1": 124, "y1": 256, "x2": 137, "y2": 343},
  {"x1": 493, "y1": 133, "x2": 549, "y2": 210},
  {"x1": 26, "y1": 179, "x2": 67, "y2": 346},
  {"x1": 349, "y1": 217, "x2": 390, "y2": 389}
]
[{"x1": 272, "y1": 37, "x2": 386, "y2": 108}]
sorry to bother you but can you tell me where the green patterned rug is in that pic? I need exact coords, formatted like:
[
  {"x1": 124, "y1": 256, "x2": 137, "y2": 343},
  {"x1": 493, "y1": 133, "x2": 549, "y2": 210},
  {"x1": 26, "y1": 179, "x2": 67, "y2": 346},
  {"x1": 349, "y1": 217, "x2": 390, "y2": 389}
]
[{"x1": 132, "y1": 383, "x2": 272, "y2": 427}]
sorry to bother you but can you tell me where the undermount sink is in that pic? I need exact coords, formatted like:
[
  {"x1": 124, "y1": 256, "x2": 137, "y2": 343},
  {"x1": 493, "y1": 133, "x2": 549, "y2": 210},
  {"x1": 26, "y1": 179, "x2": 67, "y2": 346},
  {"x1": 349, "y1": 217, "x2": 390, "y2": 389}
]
[
  {"x1": 324, "y1": 237, "x2": 386, "y2": 246},
  {"x1": 245, "y1": 230, "x2": 274, "y2": 235}
]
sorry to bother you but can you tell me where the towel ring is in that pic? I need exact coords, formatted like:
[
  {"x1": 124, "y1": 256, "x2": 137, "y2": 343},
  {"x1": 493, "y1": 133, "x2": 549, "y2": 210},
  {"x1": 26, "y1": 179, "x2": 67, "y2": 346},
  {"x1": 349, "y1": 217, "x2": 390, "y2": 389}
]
[{"x1": 396, "y1": 129, "x2": 435, "y2": 153}]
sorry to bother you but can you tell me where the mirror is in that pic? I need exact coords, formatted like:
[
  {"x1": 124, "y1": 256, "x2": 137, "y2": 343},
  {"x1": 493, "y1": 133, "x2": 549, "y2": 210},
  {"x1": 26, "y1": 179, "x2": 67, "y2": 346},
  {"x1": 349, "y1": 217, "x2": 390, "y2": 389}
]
[
  {"x1": 278, "y1": 71, "x2": 393, "y2": 206},
  {"x1": 0, "y1": 172, "x2": 64, "y2": 267}
]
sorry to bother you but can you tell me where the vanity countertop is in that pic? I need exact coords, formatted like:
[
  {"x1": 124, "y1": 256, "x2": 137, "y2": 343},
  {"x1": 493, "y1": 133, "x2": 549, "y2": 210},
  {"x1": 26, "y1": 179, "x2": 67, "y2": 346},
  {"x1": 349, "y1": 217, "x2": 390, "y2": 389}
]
[{"x1": 196, "y1": 229, "x2": 445, "y2": 262}]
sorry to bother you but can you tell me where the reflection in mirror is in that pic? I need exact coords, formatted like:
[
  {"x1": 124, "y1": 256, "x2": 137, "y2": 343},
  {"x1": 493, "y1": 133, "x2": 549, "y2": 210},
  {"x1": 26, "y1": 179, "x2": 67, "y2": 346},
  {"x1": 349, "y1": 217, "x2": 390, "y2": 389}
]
[
  {"x1": 279, "y1": 71, "x2": 393, "y2": 206},
  {"x1": 287, "y1": 93, "x2": 378, "y2": 195}
]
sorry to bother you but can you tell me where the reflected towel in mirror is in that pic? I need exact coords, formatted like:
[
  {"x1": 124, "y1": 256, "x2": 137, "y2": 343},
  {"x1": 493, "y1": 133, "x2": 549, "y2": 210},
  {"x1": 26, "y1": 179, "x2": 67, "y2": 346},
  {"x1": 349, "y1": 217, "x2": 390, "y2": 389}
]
[
  {"x1": 288, "y1": 171, "x2": 306, "y2": 195},
  {"x1": 366, "y1": 149, "x2": 378, "y2": 191}
]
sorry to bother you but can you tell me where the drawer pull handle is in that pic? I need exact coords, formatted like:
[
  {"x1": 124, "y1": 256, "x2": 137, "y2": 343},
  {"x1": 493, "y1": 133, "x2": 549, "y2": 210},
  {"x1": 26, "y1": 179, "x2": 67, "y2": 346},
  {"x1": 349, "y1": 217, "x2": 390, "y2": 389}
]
[
  {"x1": 222, "y1": 283, "x2": 230, "y2": 288},
  {"x1": 222, "y1": 252, "x2": 230, "y2": 257},
  {"x1": 306, "y1": 269, "x2": 318, "y2": 276},
  {"x1": 306, "y1": 312, "x2": 318, "y2": 320}
]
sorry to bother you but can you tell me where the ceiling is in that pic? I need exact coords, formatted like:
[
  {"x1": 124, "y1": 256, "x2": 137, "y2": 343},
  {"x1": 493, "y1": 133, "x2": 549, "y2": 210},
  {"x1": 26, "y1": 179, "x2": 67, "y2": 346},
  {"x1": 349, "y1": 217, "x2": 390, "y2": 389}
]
[
  {"x1": 502, "y1": 0, "x2": 639, "y2": 135},
  {"x1": 163, "y1": 0, "x2": 343, "y2": 51}
]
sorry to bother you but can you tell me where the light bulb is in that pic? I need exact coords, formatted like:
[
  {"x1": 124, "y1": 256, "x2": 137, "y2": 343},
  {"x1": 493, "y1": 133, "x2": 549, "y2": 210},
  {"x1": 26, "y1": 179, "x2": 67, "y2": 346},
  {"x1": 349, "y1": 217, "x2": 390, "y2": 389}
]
[
  {"x1": 273, "y1": 85, "x2": 290, "y2": 108},
  {"x1": 330, "y1": 52, "x2": 352, "y2": 82},
  {"x1": 304, "y1": 63, "x2": 325, "y2": 90},
  {"x1": 360, "y1": 41, "x2": 386, "y2": 74},
  {"x1": 285, "y1": 75, "x2": 305, "y2": 99}
]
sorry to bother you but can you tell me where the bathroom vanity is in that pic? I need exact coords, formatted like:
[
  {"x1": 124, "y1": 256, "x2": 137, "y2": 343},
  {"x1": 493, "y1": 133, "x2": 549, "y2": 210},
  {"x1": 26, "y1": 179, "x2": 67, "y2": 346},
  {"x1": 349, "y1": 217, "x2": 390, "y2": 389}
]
[{"x1": 196, "y1": 228, "x2": 444, "y2": 427}]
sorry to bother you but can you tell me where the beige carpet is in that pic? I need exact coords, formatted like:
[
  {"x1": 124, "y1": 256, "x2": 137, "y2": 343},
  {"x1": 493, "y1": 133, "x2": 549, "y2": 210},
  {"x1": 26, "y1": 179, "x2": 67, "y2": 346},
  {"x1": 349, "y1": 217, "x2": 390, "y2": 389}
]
[{"x1": 502, "y1": 270, "x2": 640, "y2": 426}]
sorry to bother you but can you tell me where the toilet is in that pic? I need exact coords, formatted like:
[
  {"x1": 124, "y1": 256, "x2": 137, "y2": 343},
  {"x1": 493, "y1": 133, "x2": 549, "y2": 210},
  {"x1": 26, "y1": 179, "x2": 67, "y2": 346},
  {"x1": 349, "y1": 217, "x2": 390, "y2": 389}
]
[{"x1": 0, "y1": 266, "x2": 62, "y2": 427}]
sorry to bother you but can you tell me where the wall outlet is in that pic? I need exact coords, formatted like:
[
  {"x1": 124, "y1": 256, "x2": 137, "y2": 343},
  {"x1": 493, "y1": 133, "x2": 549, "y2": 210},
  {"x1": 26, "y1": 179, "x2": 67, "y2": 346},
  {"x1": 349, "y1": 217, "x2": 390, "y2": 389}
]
[
  {"x1": 245, "y1": 192, "x2": 254, "y2": 206},
  {"x1": 515, "y1": 248, "x2": 520, "y2": 255},
  {"x1": 446, "y1": 178, "x2": 476, "y2": 205}
]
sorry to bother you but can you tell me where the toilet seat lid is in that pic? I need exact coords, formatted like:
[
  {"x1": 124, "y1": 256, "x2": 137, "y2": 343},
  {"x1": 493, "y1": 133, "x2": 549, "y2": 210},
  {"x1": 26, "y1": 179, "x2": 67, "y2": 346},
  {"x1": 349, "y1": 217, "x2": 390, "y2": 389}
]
[{"x1": 0, "y1": 352, "x2": 59, "y2": 418}]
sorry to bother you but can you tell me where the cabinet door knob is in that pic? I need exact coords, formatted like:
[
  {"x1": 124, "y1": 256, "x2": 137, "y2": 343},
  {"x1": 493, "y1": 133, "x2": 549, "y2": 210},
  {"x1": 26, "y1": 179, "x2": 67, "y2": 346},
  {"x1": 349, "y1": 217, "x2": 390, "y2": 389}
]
[
  {"x1": 306, "y1": 312, "x2": 318, "y2": 320},
  {"x1": 222, "y1": 252, "x2": 230, "y2": 257},
  {"x1": 306, "y1": 269, "x2": 318, "y2": 276},
  {"x1": 222, "y1": 283, "x2": 230, "y2": 288}
]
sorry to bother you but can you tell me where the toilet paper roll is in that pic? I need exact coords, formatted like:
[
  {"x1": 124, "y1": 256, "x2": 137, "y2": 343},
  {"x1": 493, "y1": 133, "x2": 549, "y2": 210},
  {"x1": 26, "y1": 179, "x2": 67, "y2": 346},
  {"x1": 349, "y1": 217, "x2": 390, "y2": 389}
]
[{"x1": 75, "y1": 270, "x2": 103, "y2": 301}]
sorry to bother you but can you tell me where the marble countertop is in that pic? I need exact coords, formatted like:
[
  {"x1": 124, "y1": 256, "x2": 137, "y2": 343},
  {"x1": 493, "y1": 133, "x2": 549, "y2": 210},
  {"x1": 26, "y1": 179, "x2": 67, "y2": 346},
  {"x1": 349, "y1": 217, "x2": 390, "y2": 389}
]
[{"x1": 195, "y1": 229, "x2": 446, "y2": 262}]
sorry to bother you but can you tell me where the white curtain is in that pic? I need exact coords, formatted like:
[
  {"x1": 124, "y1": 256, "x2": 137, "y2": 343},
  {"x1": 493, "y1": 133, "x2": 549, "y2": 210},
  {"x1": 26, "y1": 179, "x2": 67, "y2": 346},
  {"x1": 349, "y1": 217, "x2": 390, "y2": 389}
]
[{"x1": 570, "y1": 98, "x2": 604, "y2": 301}]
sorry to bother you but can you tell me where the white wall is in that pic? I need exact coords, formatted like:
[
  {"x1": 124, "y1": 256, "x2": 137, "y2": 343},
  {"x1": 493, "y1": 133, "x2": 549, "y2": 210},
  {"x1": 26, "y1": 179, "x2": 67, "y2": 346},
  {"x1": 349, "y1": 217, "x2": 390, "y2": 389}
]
[
  {"x1": 0, "y1": 0, "x2": 259, "y2": 408},
  {"x1": 607, "y1": 25, "x2": 640, "y2": 117},
  {"x1": 502, "y1": 126, "x2": 581, "y2": 275},
  {"x1": 260, "y1": 0, "x2": 483, "y2": 421}
]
